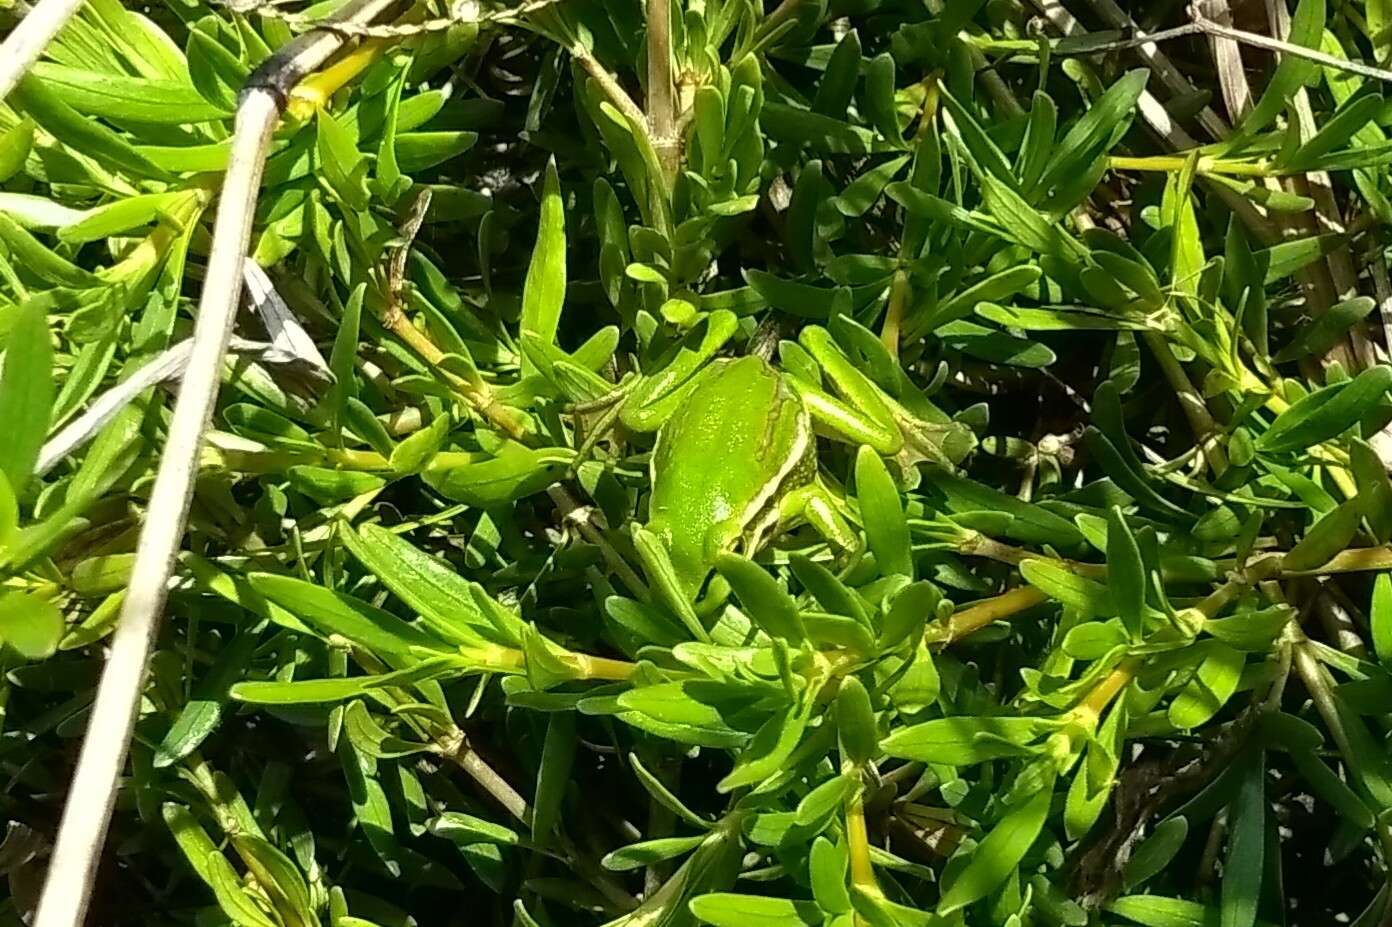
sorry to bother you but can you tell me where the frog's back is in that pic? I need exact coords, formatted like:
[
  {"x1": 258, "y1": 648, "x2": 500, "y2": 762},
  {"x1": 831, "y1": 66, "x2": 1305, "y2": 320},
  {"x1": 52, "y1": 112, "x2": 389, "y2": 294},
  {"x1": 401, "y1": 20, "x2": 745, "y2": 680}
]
[{"x1": 647, "y1": 357, "x2": 809, "y2": 594}]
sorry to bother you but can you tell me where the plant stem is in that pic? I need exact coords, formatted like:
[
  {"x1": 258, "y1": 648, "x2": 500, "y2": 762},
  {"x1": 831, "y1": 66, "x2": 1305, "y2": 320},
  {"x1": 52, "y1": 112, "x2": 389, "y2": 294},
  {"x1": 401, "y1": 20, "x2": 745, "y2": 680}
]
[
  {"x1": 924, "y1": 586, "x2": 1048, "y2": 647},
  {"x1": 1143, "y1": 332, "x2": 1228, "y2": 474},
  {"x1": 1108, "y1": 154, "x2": 1270, "y2": 176},
  {"x1": 880, "y1": 270, "x2": 910, "y2": 359},
  {"x1": 645, "y1": 0, "x2": 679, "y2": 181},
  {"x1": 842, "y1": 760, "x2": 879, "y2": 901},
  {"x1": 573, "y1": 50, "x2": 648, "y2": 128},
  {"x1": 1070, "y1": 658, "x2": 1140, "y2": 729},
  {"x1": 547, "y1": 485, "x2": 652, "y2": 602},
  {"x1": 380, "y1": 307, "x2": 531, "y2": 442},
  {"x1": 32, "y1": 9, "x2": 403, "y2": 925}
]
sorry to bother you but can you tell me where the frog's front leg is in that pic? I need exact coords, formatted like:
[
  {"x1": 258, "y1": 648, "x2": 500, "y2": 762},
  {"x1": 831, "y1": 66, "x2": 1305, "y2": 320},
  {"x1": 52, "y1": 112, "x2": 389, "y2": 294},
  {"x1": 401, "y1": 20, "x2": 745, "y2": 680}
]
[
  {"x1": 790, "y1": 326, "x2": 975, "y2": 467},
  {"x1": 788, "y1": 380, "x2": 903, "y2": 457},
  {"x1": 617, "y1": 310, "x2": 740, "y2": 433}
]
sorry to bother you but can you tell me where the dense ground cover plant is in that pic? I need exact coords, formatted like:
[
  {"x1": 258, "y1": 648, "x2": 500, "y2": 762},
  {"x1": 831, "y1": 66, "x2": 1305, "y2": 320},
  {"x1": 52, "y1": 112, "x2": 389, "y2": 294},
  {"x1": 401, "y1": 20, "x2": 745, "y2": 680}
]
[{"x1": 7, "y1": 0, "x2": 1392, "y2": 923}]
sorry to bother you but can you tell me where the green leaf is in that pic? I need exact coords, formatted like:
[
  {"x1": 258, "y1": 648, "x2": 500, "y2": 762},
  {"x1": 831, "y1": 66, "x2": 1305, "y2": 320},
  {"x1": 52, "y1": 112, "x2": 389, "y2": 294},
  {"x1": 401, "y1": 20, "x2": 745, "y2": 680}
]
[
  {"x1": 937, "y1": 779, "x2": 1054, "y2": 914},
  {"x1": 1350, "y1": 439, "x2": 1392, "y2": 543},
  {"x1": 1039, "y1": 70, "x2": 1147, "y2": 194},
  {"x1": 421, "y1": 446, "x2": 573, "y2": 507},
  {"x1": 602, "y1": 834, "x2": 707, "y2": 871},
  {"x1": 532, "y1": 712, "x2": 575, "y2": 843},
  {"x1": 1282, "y1": 499, "x2": 1362, "y2": 572},
  {"x1": 1373, "y1": 573, "x2": 1392, "y2": 669},
  {"x1": 520, "y1": 159, "x2": 566, "y2": 375},
  {"x1": 246, "y1": 572, "x2": 449, "y2": 658},
  {"x1": 1109, "y1": 895, "x2": 1220, "y2": 927},
  {"x1": 1020, "y1": 559, "x2": 1114, "y2": 616},
  {"x1": 1168, "y1": 644, "x2": 1244, "y2": 729},
  {"x1": 714, "y1": 553, "x2": 805, "y2": 642},
  {"x1": 1288, "y1": 748, "x2": 1374, "y2": 829},
  {"x1": 0, "y1": 213, "x2": 104, "y2": 286},
  {"x1": 342, "y1": 524, "x2": 517, "y2": 646},
  {"x1": 813, "y1": 31, "x2": 862, "y2": 117},
  {"x1": 0, "y1": 297, "x2": 54, "y2": 491},
  {"x1": 316, "y1": 109, "x2": 370, "y2": 211},
  {"x1": 833, "y1": 156, "x2": 910, "y2": 217},
  {"x1": 789, "y1": 554, "x2": 869, "y2": 627},
  {"x1": 1107, "y1": 506, "x2": 1146, "y2": 638},
  {"x1": 230, "y1": 658, "x2": 461, "y2": 704},
  {"x1": 1220, "y1": 751, "x2": 1265, "y2": 927},
  {"x1": 689, "y1": 893, "x2": 822, "y2": 927},
  {"x1": 328, "y1": 283, "x2": 364, "y2": 427},
  {"x1": 926, "y1": 265, "x2": 1043, "y2": 331},
  {"x1": 429, "y1": 812, "x2": 521, "y2": 846},
  {"x1": 744, "y1": 270, "x2": 850, "y2": 319},
  {"x1": 1256, "y1": 366, "x2": 1392, "y2": 453},
  {"x1": 10, "y1": 75, "x2": 169, "y2": 180},
  {"x1": 880, "y1": 716, "x2": 1057, "y2": 765},
  {"x1": 0, "y1": 119, "x2": 34, "y2": 183},
  {"x1": 0, "y1": 591, "x2": 63, "y2": 660},
  {"x1": 923, "y1": 471, "x2": 1084, "y2": 546},
  {"x1": 855, "y1": 446, "x2": 912, "y2": 578},
  {"x1": 395, "y1": 131, "x2": 478, "y2": 172},
  {"x1": 207, "y1": 851, "x2": 281, "y2": 927},
  {"x1": 717, "y1": 693, "x2": 814, "y2": 792},
  {"x1": 1124, "y1": 818, "x2": 1189, "y2": 889},
  {"x1": 862, "y1": 53, "x2": 900, "y2": 143},
  {"x1": 286, "y1": 467, "x2": 385, "y2": 506},
  {"x1": 629, "y1": 752, "x2": 712, "y2": 830},
  {"x1": 836, "y1": 675, "x2": 878, "y2": 764},
  {"x1": 230, "y1": 834, "x2": 316, "y2": 927},
  {"x1": 1238, "y1": 0, "x2": 1326, "y2": 135},
  {"x1": 389, "y1": 414, "x2": 451, "y2": 474},
  {"x1": 154, "y1": 629, "x2": 260, "y2": 767},
  {"x1": 1272, "y1": 297, "x2": 1376, "y2": 363},
  {"x1": 28, "y1": 61, "x2": 228, "y2": 123}
]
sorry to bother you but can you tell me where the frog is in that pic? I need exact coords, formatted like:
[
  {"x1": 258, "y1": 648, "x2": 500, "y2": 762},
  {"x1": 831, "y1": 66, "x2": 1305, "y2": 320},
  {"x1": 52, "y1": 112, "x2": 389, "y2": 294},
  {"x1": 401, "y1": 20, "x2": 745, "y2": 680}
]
[
  {"x1": 644, "y1": 355, "x2": 857, "y2": 599},
  {"x1": 630, "y1": 321, "x2": 975, "y2": 599}
]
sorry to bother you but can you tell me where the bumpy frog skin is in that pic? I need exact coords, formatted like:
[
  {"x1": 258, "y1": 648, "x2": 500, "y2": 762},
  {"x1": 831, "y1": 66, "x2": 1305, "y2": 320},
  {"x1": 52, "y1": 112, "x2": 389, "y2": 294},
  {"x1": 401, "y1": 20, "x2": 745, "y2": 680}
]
[{"x1": 645, "y1": 356, "x2": 837, "y2": 599}]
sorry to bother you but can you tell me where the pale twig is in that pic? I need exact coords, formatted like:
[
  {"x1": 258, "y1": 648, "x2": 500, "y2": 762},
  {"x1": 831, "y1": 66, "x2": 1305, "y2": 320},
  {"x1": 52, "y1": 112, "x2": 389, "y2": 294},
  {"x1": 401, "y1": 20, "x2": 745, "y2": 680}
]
[
  {"x1": 1053, "y1": 9, "x2": 1392, "y2": 86},
  {"x1": 645, "y1": 0, "x2": 678, "y2": 180},
  {"x1": 243, "y1": 259, "x2": 332, "y2": 377},
  {"x1": 1199, "y1": 0, "x2": 1252, "y2": 124},
  {"x1": 1070, "y1": 0, "x2": 1232, "y2": 140},
  {"x1": 1261, "y1": 0, "x2": 1367, "y2": 371},
  {"x1": 1028, "y1": 0, "x2": 1276, "y2": 243},
  {"x1": 30, "y1": 3, "x2": 402, "y2": 925},
  {"x1": 0, "y1": 0, "x2": 85, "y2": 102},
  {"x1": 35, "y1": 338, "x2": 299, "y2": 478},
  {"x1": 225, "y1": 0, "x2": 570, "y2": 39}
]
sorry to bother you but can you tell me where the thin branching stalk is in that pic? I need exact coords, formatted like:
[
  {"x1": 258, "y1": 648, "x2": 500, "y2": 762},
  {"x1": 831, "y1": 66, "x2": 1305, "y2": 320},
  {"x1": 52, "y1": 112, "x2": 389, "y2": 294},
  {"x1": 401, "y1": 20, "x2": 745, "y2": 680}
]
[
  {"x1": 1028, "y1": 0, "x2": 1277, "y2": 243},
  {"x1": 31, "y1": 4, "x2": 403, "y2": 924}
]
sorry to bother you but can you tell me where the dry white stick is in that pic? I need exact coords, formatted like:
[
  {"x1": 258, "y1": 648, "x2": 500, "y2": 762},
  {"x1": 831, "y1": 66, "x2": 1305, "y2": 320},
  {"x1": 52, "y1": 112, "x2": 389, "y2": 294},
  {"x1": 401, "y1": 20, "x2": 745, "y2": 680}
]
[
  {"x1": 31, "y1": 96, "x2": 278, "y2": 927},
  {"x1": 243, "y1": 257, "x2": 332, "y2": 377},
  {"x1": 0, "y1": 0, "x2": 84, "y2": 102},
  {"x1": 1263, "y1": 0, "x2": 1369, "y2": 369},
  {"x1": 1079, "y1": 0, "x2": 1233, "y2": 140},
  {"x1": 1030, "y1": 0, "x2": 1275, "y2": 242},
  {"x1": 35, "y1": 338, "x2": 297, "y2": 478},
  {"x1": 31, "y1": 1, "x2": 399, "y2": 923},
  {"x1": 1198, "y1": 0, "x2": 1253, "y2": 123}
]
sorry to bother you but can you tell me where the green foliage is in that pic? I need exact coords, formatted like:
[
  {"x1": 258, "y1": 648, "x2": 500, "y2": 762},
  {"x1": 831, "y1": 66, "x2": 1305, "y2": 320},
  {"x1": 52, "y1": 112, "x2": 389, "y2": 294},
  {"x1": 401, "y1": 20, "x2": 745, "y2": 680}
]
[{"x1": 6, "y1": 0, "x2": 1392, "y2": 925}]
